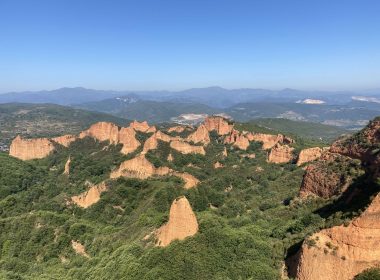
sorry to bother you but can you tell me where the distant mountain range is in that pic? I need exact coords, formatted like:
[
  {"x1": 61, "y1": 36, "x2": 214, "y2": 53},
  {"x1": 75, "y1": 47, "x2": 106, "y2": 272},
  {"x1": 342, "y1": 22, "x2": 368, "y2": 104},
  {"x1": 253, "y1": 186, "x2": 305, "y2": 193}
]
[{"x1": 1, "y1": 87, "x2": 380, "y2": 129}]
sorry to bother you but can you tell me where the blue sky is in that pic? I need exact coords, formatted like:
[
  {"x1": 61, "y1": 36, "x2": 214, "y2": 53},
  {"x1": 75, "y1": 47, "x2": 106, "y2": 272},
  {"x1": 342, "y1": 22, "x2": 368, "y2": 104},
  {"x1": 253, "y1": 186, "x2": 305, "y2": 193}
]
[{"x1": 0, "y1": 0, "x2": 379, "y2": 92}]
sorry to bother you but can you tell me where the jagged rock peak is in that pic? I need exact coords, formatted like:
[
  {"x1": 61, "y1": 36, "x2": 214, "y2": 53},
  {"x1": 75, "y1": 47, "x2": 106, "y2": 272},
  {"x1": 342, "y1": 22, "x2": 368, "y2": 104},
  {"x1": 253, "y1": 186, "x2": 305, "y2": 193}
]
[
  {"x1": 156, "y1": 196, "x2": 198, "y2": 247},
  {"x1": 187, "y1": 124, "x2": 210, "y2": 144}
]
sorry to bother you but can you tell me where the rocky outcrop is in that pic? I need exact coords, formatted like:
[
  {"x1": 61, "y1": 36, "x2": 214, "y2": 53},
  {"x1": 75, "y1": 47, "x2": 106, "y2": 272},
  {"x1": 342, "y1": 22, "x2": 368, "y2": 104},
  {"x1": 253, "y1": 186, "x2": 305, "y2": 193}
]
[
  {"x1": 80, "y1": 122, "x2": 140, "y2": 155},
  {"x1": 52, "y1": 134, "x2": 77, "y2": 147},
  {"x1": 291, "y1": 193, "x2": 380, "y2": 280},
  {"x1": 142, "y1": 131, "x2": 177, "y2": 153},
  {"x1": 222, "y1": 147, "x2": 228, "y2": 157},
  {"x1": 118, "y1": 127, "x2": 141, "y2": 155},
  {"x1": 214, "y1": 161, "x2": 224, "y2": 168},
  {"x1": 168, "y1": 125, "x2": 189, "y2": 133},
  {"x1": 71, "y1": 181, "x2": 108, "y2": 208},
  {"x1": 167, "y1": 153, "x2": 174, "y2": 162},
  {"x1": 204, "y1": 116, "x2": 233, "y2": 135},
  {"x1": 267, "y1": 144, "x2": 294, "y2": 163},
  {"x1": 71, "y1": 240, "x2": 90, "y2": 258},
  {"x1": 299, "y1": 153, "x2": 363, "y2": 199},
  {"x1": 130, "y1": 120, "x2": 152, "y2": 132},
  {"x1": 330, "y1": 119, "x2": 380, "y2": 174},
  {"x1": 156, "y1": 196, "x2": 198, "y2": 247},
  {"x1": 110, "y1": 154, "x2": 171, "y2": 179},
  {"x1": 224, "y1": 129, "x2": 250, "y2": 150},
  {"x1": 170, "y1": 140, "x2": 206, "y2": 155},
  {"x1": 296, "y1": 147, "x2": 329, "y2": 166},
  {"x1": 64, "y1": 156, "x2": 71, "y2": 175},
  {"x1": 79, "y1": 122, "x2": 119, "y2": 144},
  {"x1": 173, "y1": 172, "x2": 199, "y2": 189},
  {"x1": 9, "y1": 136, "x2": 55, "y2": 160},
  {"x1": 187, "y1": 124, "x2": 210, "y2": 144},
  {"x1": 246, "y1": 133, "x2": 293, "y2": 150}
]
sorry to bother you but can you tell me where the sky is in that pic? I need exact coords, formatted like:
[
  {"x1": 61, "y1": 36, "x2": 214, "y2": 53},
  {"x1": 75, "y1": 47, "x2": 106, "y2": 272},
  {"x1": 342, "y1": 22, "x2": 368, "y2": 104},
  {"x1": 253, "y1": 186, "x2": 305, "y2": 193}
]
[{"x1": 0, "y1": 0, "x2": 380, "y2": 92}]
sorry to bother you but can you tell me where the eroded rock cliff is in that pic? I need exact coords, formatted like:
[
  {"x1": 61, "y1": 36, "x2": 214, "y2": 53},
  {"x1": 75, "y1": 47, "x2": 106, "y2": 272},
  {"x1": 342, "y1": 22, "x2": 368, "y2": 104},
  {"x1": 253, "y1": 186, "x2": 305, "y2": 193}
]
[
  {"x1": 71, "y1": 181, "x2": 108, "y2": 208},
  {"x1": 291, "y1": 193, "x2": 380, "y2": 280},
  {"x1": 204, "y1": 116, "x2": 233, "y2": 135},
  {"x1": 110, "y1": 154, "x2": 171, "y2": 179},
  {"x1": 156, "y1": 196, "x2": 198, "y2": 247},
  {"x1": 10, "y1": 136, "x2": 55, "y2": 160},
  {"x1": 187, "y1": 124, "x2": 210, "y2": 144},
  {"x1": 224, "y1": 129, "x2": 250, "y2": 150},
  {"x1": 52, "y1": 134, "x2": 78, "y2": 147},
  {"x1": 267, "y1": 144, "x2": 294, "y2": 163},
  {"x1": 170, "y1": 140, "x2": 206, "y2": 155},
  {"x1": 296, "y1": 147, "x2": 328, "y2": 166}
]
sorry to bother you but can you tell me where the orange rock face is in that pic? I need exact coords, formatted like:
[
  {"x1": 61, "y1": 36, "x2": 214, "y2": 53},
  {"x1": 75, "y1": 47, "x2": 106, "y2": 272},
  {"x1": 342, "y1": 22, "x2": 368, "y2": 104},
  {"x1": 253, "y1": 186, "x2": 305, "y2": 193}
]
[
  {"x1": 129, "y1": 120, "x2": 151, "y2": 132},
  {"x1": 52, "y1": 134, "x2": 77, "y2": 147},
  {"x1": 291, "y1": 193, "x2": 380, "y2": 280},
  {"x1": 224, "y1": 129, "x2": 250, "y2": 150},
  {"x1": 267, "y1": 144, "x2": 294, "y2": 163},
  {"x1": 64, "y1": 156, "x2": 71, "y2": 175},
  {"x1": 71, "y1": 181, "x2": 108, "y2": 208},
  {"x1": 204, "y1": 116, "x2": 233, "y2": 135},
  {"x1": 110, "y1": 154, "x2": 171, "y2": 179},
  {"x1": 142, "y1": 131, "x2": 176, "y2": 153},
  {"x1": 246, "y1": 133, "x2": 289, "y2": 150},
  {"x1": 187, "y1": 124, "x2": 210, "y2": 144},
  {"x1": 118, "y1": 127, "x2": 141, "y2": 155},
  {"x1": 80, "y1": 122, "x2": 140, "y2": 155},
  {"x1": 156, "y1": 196, "x2": 198, "y2": 247},
  {"x1": 79, "y1": 122, "x2": 119, "y2": 143},
  {"x1": 214, "y1": 161, "x2": 224, "y2": 168},
  {"x1": 9, "y1": 136, "x2": 55, "y2": 160},
  {"x1": 173, "y1": 172, "x2": 199, "y2": 189},
  {"x1": 168, "y1": 125, "x2": 187, "y2": 133},
  {"x1": 170, "y1": 140, "x2": 206, "y2": 155},
  {"x1": 296, "y1": 147, "x2": 327, "y2": 166},
  {"x1": 222, "y1": 147, "x2": 228, "y2": 157},
  {"x1": 71, "y1": 240, "x2": 90, "y2": 258}
]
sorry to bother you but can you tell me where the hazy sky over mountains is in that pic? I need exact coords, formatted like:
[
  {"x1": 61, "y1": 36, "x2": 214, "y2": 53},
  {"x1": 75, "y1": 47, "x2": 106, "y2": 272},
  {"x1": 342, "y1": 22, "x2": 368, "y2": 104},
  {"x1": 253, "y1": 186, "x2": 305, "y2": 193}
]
[{"x1": 0, "y1": 0, "x2": 379, "y2": 92}]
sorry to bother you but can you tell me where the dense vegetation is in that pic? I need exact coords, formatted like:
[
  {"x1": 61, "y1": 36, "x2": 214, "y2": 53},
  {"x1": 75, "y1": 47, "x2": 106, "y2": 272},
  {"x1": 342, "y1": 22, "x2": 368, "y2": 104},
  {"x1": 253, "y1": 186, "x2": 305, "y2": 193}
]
[{"x1": 0, "y1": 121, "x2": 378, "y2": 280}]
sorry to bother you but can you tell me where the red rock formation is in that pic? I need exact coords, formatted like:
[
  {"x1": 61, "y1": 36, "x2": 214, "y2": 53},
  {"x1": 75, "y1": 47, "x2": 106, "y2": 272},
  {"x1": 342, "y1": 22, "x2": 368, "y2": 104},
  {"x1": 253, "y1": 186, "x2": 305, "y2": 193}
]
[
  {"x1": 170, "y1": 140, "x2": 206, "y2": 155},
  {"x1": 204, "y1": 116, "x2": 233, "y2": 135},
  {"x1": 9, "y1": 136, "x2": 55, "y2": 160},
  {"x1": 71, "y1": 181, "x2": 108, "y2": 208},
  {"x1": 130, "y1": 120, "x2": 151, "y2": 132},
  {"x1": 142, "y1": 131, "x2": 177, "y2": 154},
  {"x1": 246, "y1": 133, "x2": 291, "y2": 150},
  {"x1": 79, "y1": 122, "x2": 119, "y2": 143},
  {"x1": 71, "y1": 240, "x2": 90, "y2": 258},
  {"x1": 110, "y1": 154, "x2": 171, "y2": 179},
  {"x1": 63, "y1": 156, "x2": 71, "y2": 175},
  {"x1": 187, "y1": 124, "x2": 210, "y2": 144},
  {"x1": 224, "y1": 129, "x2": 250, "y2": 150},
  {"x1": 299, "y1": 153, "x2": 362, "y2": 199},
  {"x1": 222, "y1": 147, "x2": 228, "y2": 157},
  {"x1": 156, "y1": 196, "x2": 198, "y2": 247},
  {"x1": 167, "y1": 153, "x2": 174, "y2": 162},
  {"x1": 52, "y1": 134, "x2": 77, "y2": 147},
  {"x1": 173, "y1": 172, "x2": 199, "y2": 189},
  {"x1": 214, "y1": 161, "x2": 224, "y2": 168},
  {"x1": 296, "y1": 147, "x2": 327, "y2": 166},
  {"x1": 168, "y1": 125, "x2": 187, "y2": 133},
  {"x1": 267, "y1": 144, "x2": 294, "y2": 163},
  {"x1": 291, "y1": 193, "x2": 380, "y2": 280},
  {"x1": 118, "y1": 127, "x2": 141, "y2": 155}
]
